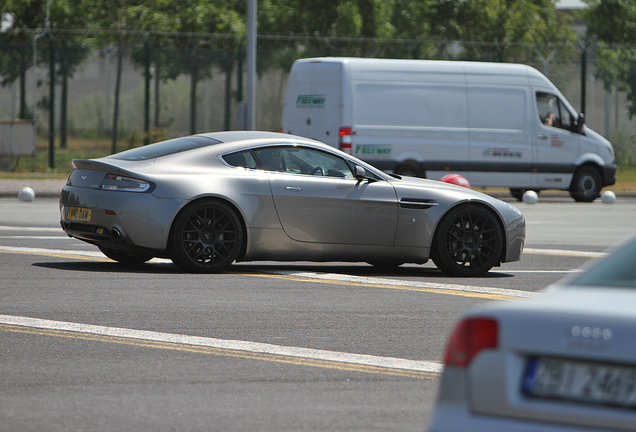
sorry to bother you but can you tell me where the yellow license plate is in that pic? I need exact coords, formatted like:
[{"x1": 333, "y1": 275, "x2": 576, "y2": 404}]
[{"x1": 67, "y1": 206, "x2": 91, "y2": 222}]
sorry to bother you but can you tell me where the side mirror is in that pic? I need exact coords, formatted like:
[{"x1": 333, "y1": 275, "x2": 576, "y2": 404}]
[
  {"x1": 574, "y1": 113, "x2": 585, "y2": 133},
  {"x1": 354, "y1": 165, "x2": 366, "y2": 181}
]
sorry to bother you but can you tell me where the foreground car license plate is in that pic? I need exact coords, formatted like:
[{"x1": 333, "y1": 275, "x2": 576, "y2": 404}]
[
  {"x1": 67, "y1": 206, "x2": 91, "y2": 222},
  {"x1": 522, "y1": 357, "x2": 636, "y2": 408}
]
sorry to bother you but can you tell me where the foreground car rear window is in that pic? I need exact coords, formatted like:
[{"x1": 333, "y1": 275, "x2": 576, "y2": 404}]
[
  {"x1": 571, "y1": 239, "x2": 636, "y2": 288},
  {"x1": 109, "y1": 136, "x2": 222, "y2": 160}
]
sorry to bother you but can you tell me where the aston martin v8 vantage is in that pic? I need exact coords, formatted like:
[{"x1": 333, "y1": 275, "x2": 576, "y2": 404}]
[{"x1": 59, "y1": 131, "x2": 525, "y2": 276}]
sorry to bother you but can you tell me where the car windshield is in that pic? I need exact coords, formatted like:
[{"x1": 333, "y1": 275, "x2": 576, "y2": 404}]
[
  {"x1": 569, "y1": 239, "x2": 636, "y2": 288},
  {"x1": 109, "y1": 136, "x2": 222, "y2": 160}
]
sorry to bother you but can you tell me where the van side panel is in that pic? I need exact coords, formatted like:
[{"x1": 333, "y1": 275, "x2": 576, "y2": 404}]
[
  {"x1": 466, "y1": 87, "x2": 533, "y2": 187},
  {"x1": 282, "y1": 62, "x2": 342, "y2": 146},
  {"x1": 351, "y1": 83, "x2": 469, "y2": 173}
]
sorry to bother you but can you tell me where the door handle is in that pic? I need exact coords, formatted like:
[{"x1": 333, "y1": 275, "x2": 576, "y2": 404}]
[
  {"x1": 537, "y1": 134, "x2": 548, "y2": 140},
  {"x1": 283, "y1": 186, "x2": 303, "y2": 192}
]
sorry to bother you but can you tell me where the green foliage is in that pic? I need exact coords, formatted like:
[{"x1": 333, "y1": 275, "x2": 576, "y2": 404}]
[
  {"x1": 585, "y1": 0, "x2": 636, "y2": 117},
  {"x1": 611, "y1": 129, "x2": 636, "y2": 169}
]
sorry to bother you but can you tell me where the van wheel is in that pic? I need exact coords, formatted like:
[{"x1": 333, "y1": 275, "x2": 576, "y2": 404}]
[
  {"x1": 569, "y1": 167, "x2": 601, "y2": 202},
  {"x1": 432, "y1": 204, "x2": 503, "y2": 277},
  {"x1": 510, "y1": 188, "x2": 524, "y2": 201},
  {"x1": 510, "y1": 188, "x2": 540, "y2": 201},
  {"x1": 395, "y1": 162, "x2": 424, "y2": 178}
]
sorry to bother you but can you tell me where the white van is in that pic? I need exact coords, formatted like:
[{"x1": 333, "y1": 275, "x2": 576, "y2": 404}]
[{"x1": 281, "y1": 57, "x2": 616, "y2": 202}]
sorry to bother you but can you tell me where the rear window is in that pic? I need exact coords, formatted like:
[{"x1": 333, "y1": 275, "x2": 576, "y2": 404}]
[
  {"x1": 109, "y1": 136, "x2": 222, "y2": 161},
  {"x1": 570, "y1": 240, "x2": 636, "y2": 288}
]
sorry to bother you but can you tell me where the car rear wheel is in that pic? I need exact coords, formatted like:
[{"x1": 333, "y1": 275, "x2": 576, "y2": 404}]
[
  {"x1": 169, "y1": 200, "x2": 244, "y2": 273},
  {"x1": 569, "y1": 166, "x2": 601, "y2": 202},
  {"x1": 432, "y1": 204, "x2": 503, "y2": 277},
  {"x1": 98, "y1": 246, "x2": 153, "y2": 264}
]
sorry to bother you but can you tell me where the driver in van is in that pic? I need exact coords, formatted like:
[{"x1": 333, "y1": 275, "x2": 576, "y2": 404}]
[{"x1": 543, "y1": 111, "x2": 556, "y2": 127}]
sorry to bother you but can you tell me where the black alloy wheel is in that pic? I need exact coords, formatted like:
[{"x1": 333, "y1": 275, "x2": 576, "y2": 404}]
[
  {"x1": 569, "y1": 166, "x2": 601, "y2": 202},
  {"x1": 169, "y1": 200, "x2": 244, "y2": 273},
  {"x1": 432, "y1": 204, "x2": 503, "y2": 277},
  {"x1": 98, "y1": 246, "x2": 153, "y2": 264}
]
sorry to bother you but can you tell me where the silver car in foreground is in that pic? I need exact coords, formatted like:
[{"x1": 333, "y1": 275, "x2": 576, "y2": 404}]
[
  {"x1": 59, "y1": 131, "x2": 525, "y2": 276},
  {"x1": 429, "y1": 236, "x2": 636, "y2": 431}
]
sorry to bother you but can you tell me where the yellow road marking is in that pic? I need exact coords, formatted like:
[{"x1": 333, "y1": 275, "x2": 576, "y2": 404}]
[{"x1": 0, "y1": 323, "x2": 438, "y2": 380}]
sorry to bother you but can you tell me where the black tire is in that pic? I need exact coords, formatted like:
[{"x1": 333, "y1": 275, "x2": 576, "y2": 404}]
[
  {"x1": 569, "y1": 166, "x2": 601, "y2": 202},
  {"x1": 169, "y1": 200, "x2": 244, "y2": 273},
  {"x1": 367, "y1": 261, "x2": 404, "y2": 269},
  {"x1": 432, "y1": 204, "x2": 504, "y2": 277},
  {"x1": 98, "y1": 246, "x2": 153, "y2": 265},
  {"x1": 509, "y1": 188, "x2": 524, "y2": 201},
  {"x1": 510, "y1": 188, "x2": 540, "y2": 202}
]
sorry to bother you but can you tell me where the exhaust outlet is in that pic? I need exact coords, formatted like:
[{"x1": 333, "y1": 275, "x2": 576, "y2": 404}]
[{"x1": 111, "y1": 228, "x2": 122, "y2": 240}]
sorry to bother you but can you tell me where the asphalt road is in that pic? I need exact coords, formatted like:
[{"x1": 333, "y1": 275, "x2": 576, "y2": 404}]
[{"x1": 1, "y1": 197, "x2": 635, "y2": 431}]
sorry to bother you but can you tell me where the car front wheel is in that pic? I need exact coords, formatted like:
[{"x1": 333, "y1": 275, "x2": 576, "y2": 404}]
[
  {"x1": 432, "y1": 204, "x2": 503, "y2": 277},
  {"x1": 169, "y1": 200, "x2": 244, "y2": 273}
]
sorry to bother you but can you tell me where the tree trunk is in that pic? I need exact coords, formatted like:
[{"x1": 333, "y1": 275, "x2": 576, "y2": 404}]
[
  {"x1": 111, "y1": 41, "x2": 124, "y2": 154},
  {"x1": 190, "y1": 66, "x2": 198, "y2": 135},
  {"x1": 60, "y1": 73, "x2": 68, "y2": 148}
]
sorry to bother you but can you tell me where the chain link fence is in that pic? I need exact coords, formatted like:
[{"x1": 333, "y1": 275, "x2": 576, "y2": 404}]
[{"x1": 1, "y1": 31, "x2": 635, "y2": 159}]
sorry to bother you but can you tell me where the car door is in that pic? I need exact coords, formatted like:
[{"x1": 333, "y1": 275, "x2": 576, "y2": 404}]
[{"x1": 254, "y1": 146, "x2": 398, "y2": 245}]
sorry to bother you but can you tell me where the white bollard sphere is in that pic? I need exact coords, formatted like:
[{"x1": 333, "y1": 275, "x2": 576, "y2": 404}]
[
  {"x1": 18, "y1": 187, "x2": 36, "y2": 202},
  {"x1": 18, "y1": 186, "x2": 35, "y2": 201},
  {"x1": 522, "y1": 190, "x2": 538, "y2": 204},
  {"x1": 601, "y1": 190, "x2": 616, "y2": 204}
]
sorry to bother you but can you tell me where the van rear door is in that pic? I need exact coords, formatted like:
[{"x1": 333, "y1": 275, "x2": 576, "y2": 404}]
[{"x1": 281, "y1": 61, "x2": 341, "y2": 147}]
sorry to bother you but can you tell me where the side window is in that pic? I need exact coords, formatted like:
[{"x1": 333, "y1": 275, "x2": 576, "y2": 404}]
[
  {"x1": 254, "y1": 146, "x2": 355, "y2": 178},
  {"x1": 222, "y1": 150, "x2": 258, "y2": 169},
  {"x1": 536, "y1": 92, "x2": 573, "y2": 131}
]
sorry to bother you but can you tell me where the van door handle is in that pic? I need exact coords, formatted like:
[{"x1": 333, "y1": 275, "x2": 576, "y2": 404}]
[
  {"x1": 537, "y1": 134, "x2": 548, "y2": 140},
  {"x1": 283, "y1": 186, "x2": 303, "y2": 192}
]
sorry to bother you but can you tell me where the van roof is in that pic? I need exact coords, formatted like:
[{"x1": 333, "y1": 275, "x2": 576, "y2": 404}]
[{"x1": 294, "y1": 57, "x2": 539, "y2": 77}]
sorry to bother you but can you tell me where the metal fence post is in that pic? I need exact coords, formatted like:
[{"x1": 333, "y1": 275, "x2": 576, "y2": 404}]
[
  {"x1": 144, "y1": 35, "x2": 151, "y2": 145},
  {"x1": 49, "y1": 32, "x2": 55, "y2": 169}
]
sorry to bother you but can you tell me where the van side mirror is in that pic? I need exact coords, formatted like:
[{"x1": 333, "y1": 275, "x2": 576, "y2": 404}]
[{"x1": 574, "y1": 113, "x2": 585, "y2": 133}]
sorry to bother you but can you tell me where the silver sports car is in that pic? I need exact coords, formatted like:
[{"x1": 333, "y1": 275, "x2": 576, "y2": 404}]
[
  {"x1": 429, "y1": 236, "x2": 636, "y2": 431},
  {"x1": 59, "y1": 131, "x2": 525, "y2": 276}
]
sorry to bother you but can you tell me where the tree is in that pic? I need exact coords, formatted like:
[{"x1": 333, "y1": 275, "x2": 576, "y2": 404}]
[
  {"x1": 0, "y1": 0, "x2": 47, "y2": 120},
  {"x1": 83, "y1": 0, "x2": 173, "y2": 152},
  {"x1": 585, "y1": 0, "x2": 636, "y2": 117}
]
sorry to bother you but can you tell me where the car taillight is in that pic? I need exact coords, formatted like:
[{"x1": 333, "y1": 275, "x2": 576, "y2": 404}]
[
  {"x1": 443, "y1": 317, "x2": 498, "y2": 367},
  {"x1": 100, "y1": 174, "x2": 151, "y2": 192},
  {"x1": 339, "y1": 127, "x2": 352, "y2": 154}
]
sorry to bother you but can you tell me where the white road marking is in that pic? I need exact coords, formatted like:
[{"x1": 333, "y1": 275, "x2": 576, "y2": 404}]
[
  {"x1": 524, "y1": 248, "x2": 606, "y2": 258},
  {"x1": 0, "y1": 236, "x2": 69, "y2": 240},
  {"x1": 0, "y1": 225, "x2": 62, "y2": 232},
  {"x1": 0, "y1": 314, "x2": 443, "y2": 375},
  {"x1": 269, "y1": 270, "x2": 539, "y2": 298}
]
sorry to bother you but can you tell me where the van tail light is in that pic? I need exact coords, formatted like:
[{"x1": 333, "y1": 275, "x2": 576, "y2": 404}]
[
  {"x1": 443, "y1": 317, "x2": 498, "y2": 367},
  {"x1": 339, "y1": 127, "x2": 352, "y2": 154}
]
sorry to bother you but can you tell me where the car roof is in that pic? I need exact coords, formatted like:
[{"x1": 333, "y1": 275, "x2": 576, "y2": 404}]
[{"x1": 197, "y1": 131, "x2": 315, "y2": 144}]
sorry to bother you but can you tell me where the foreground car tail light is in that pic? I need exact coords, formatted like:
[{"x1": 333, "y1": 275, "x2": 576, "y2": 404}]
[
  {"x1": 443, "y1": 317, "x2": 498, "y2": 367},
  {"x1": 100, "y1": 174, "x2": 151, "y2": 192},
  {"x1": 339, "y1": 127, "x2": 352, "y2": 154}
]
